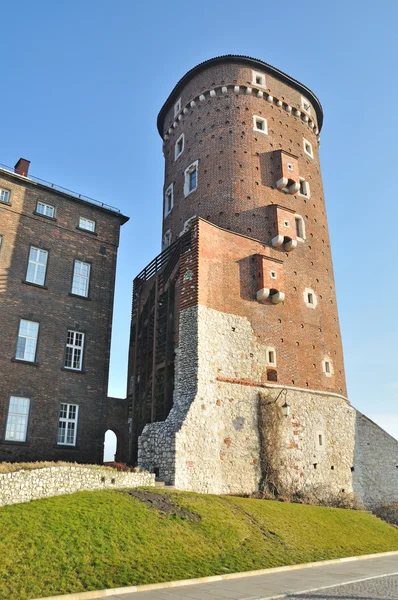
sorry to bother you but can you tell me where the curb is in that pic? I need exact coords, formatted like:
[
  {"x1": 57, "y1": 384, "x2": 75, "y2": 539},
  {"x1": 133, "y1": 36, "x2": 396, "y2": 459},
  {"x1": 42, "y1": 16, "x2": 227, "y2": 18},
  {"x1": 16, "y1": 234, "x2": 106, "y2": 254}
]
[{"x1": 32, "y1": 550, "x2": 398, "y2": 600}]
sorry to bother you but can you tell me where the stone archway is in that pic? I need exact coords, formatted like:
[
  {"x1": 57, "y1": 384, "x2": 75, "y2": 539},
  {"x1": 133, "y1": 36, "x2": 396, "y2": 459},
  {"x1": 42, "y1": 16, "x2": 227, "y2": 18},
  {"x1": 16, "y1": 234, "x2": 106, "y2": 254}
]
[{"x1": 103, "y1": 429, "x2": 117, "y2": 463}]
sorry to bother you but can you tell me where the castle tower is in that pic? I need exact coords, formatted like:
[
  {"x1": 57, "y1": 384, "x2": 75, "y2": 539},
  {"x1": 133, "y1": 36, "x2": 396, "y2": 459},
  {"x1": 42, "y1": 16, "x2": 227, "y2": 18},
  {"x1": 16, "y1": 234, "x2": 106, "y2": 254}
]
[{"x1": 129, "y1": 56, "x2": 398, "y2": 505}]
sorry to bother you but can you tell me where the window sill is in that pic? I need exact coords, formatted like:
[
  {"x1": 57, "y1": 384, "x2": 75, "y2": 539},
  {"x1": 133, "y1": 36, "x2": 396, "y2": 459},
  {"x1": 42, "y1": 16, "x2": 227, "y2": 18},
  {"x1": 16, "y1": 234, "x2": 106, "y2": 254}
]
[
  {"x1": 68, "y1": 293, "x2": 91, "y2": 301},
  {"x1": 33, "y1": 211, "x2": 57, "y2": 221},
  {"x1": 11, "y1": 358, "x2": 39, "y2": 367},
  {"x1": 76, "y1": 226, "x2": 97, "y2": 236},
  {"x1": 0, "y1": 440, "x2": 29, "y2": 446},
  {"x1": 60, "y1": 367, "x2": 86, "y2": 374},
  {"x1": 0, "y1": 201, "x2": 12, "y2": 208},
  {"x1": 22, "y1": 280, "x2": 48, "y2": 290},
  {"x1": 54, "y1": 444, "x2": 79, "y2": 450}
]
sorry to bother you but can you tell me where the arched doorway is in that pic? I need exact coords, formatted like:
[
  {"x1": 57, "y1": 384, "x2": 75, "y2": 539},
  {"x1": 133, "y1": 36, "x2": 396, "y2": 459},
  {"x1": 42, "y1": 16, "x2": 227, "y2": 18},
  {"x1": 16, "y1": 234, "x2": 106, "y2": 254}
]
[{"x1": 103, "y1": 429, "x2": 117, "y2": 463}]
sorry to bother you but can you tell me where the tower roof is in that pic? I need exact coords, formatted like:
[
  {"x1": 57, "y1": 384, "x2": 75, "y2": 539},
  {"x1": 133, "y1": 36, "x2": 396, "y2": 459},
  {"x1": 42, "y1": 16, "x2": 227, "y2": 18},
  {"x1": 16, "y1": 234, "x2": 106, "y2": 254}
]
[{"x1": 157, "y1": 55, "x2": 323, "y2": 137}]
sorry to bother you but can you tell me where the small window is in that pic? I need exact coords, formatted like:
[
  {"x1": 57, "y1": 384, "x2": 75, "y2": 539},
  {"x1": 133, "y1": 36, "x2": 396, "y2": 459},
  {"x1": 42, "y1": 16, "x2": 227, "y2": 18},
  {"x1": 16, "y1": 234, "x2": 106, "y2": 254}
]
[
  {"x1": 252, "y1": 71, "x2": 266, "y2": 87},
  {"x1": 71, "y1": 260, "x2": 91, "y2": 297},
  {"x1": 324, "y1": 361, "x2": 330, "y2": 374},
  {"x1": 5, "y1": 396, "x2": 30, "y2": 442},
  {"x1": 322, "y1": 358, "x2": 333, "y2": 377},
  {"x1": 303, "y1": 138, "x2": 314, "y2": 158},
  {"x1": 57, "y1": 403, "x2": 79, "y2": 446},
  {"x1": 16, "y1": 319, "x2": 39, "y2": 362},
  {"x1": 0, "y1": 188, "x2": 10, "y2": 203},
  {"x1": 270, "y1": 270, "x2": 277, "y2": 279},
  {"x1": 64, "y1": 330, "x2": 84, "y2": 371},
  {"x1": 162, "y1": 229, "x2": 171, "y2": 250},
  {"x1": 174, "y1": 133, "x2": 185, "y2": 160},
  {"x1": 301, "y1": 96, "x2": 311, "y2": 114},
  {"x1": 295, "y1": 215, "x2": 305, "y2": 240},
  {"x1": 184, "y1": 161, "x2": 198, "y2": 197},
  {"x1": 299, "y1": 178, "x2": 310, "y2": 198},
  {"x1": 287, "y1": 163, "x2": 294, "y2": 171},
  {"x1": 253, "y1": 116, "x2": 268, "y2": 134},
  {"x1": 266, "y1": 347, "x2": 277, "y2": 367},
  {"x1": 26, "y1": 247, "x2": 48, "y2": 286},
  {"x1": 283, "y1": 220, "x2": 290, "y2": 228},
  {"x1": 164, "y1": 184, "x2": 174, "y2": 217},
  {"x1": 318, "y1": 434, "x2": 323, "y2": 446},
  {"x1": 174, "y1": 97, "x2": 182, "y2": 117},
  {"x1": 36, "y1": 201, "x2": 55, "y2": 218},
  {"x1": 304, "y1": 287, "x2": 317, "y2": 308},
  {"x1": 79, "y1": 217, "x2": 96, "y2": 232},
  {"x1": 0, "y1": 235, "x2": 3, "y2": 254}
]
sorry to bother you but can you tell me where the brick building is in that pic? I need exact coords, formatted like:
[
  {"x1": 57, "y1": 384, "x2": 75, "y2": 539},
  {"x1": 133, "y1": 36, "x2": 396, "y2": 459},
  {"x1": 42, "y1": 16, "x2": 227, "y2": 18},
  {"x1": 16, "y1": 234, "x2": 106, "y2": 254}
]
[
  {"x1": 128, "y1": 55, "x2": 398, "y2": 508},
  {"x1": 0, "y1": 159, "x2": 128, "y2": 463}
]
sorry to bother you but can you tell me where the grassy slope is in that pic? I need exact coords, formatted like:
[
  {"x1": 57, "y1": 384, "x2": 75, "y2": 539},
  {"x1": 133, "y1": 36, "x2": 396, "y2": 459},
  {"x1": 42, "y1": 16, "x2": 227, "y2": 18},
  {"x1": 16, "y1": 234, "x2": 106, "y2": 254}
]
[{"x1": 0, "y1": 489, "x2": 397, "y2": 600}]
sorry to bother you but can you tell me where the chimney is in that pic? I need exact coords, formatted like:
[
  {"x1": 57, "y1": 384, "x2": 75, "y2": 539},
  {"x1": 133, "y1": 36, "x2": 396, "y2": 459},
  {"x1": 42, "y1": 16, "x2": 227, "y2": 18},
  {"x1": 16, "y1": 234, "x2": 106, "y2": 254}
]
[{"x1": 14, "y1": 158, "x2": 30, "y2": 177}]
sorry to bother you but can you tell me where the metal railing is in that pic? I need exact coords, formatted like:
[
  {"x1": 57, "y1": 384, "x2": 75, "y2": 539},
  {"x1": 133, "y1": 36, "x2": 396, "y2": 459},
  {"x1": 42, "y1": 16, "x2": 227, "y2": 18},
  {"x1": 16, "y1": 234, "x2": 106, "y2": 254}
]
[
  {"x1": 0, "y1": 162, "x2": 121, "y2": 213},
  {"x1": 134, "y1": 230, "x2": 192, "y2": 286}
]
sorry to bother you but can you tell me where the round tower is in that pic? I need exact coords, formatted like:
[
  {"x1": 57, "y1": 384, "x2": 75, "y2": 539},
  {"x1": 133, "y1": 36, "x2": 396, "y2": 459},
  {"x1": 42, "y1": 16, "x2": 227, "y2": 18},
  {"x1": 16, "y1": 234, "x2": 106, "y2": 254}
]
[{"x1": 158, "y1": 55, "x2": 346, "y2": 398}]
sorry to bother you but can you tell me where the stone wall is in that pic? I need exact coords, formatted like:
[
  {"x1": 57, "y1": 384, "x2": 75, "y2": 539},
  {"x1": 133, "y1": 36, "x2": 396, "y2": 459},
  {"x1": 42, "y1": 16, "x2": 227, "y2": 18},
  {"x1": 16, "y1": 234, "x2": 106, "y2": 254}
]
[{"x1": 0, "y1": 466, "x2": 154, "y2": 507}]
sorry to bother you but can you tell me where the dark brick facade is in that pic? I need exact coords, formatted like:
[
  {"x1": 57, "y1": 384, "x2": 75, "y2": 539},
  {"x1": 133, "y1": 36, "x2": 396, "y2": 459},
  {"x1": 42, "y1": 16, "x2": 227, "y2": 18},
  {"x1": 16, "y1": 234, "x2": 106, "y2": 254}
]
[{"x1": 0, "y1": 163, "x2": 128, "y2": 463}]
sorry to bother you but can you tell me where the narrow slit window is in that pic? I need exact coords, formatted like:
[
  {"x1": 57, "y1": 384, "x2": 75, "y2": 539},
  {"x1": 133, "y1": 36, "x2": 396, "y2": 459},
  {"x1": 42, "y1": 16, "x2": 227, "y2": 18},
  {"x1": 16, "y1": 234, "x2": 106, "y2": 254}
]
[
  {"x1": 318, "y1": 434, "x2": 323, "y2": 446},
  {"x1": 164, "y1": 184, "x2": 174, "y2": 217},
  {"x1": 175, "y1": 134, "x2": 184, "y2": 160},
  {"x1": 174, "y1": 98, "x2": 182, "y2": 117}
]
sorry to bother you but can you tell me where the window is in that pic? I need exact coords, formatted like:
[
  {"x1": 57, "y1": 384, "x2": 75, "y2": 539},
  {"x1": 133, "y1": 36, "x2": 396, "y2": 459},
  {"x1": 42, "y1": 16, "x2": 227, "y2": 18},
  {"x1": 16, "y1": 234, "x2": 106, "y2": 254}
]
[
  {"x1": 5, "y1": 396, "x2": 30, "y2": 442},
  {"x1": 174, "y1": 97, "x2": 182, "y2": 117},
  {"x1": 0, "y1": 235, "x2": 3, "y2": 254},
  {"x1": 184, "y1": 161, "x2": 198, "y2": 197},
  {"x1": 57, "y1": 403, "x2": 78, "y2": 446},
  {"x1": 252, "y1": 71, "x2": 266, "y2": 87},
  {"x1": 64, "y1": 330, "x2": 84, "y2": 371},
  {"x1": 79, "y1": 217, "x2": 96, "y2": 232},
  {"x1": 26, "y1": 247, "x2": 48, "y2": 286},
  {"x1": 253, "y1": 115, "x2": 268, "y2": 134},
  {"x1": 303, "y1": 138, "x2": 314, "y2": 158},
  {"x1": 0, "y1": 188, "x2": 10, "y2": 203},
  {"x1": 270, "y1": 270, "x2": 277, "y2": 279},
  {"x1": 318, "y1": 434, "x2": 323, "y2": 446},
  {"x1": 164, "y1": 184, "x2": 174, "y2": 217},
  {"x1": 304, "y1": 287, "x2": 317, "y2": 308},
  {"x1": 162, "y1": 229, "x2": 171, "y2": 250},
  {"x1": 295, "y1": 215, "x2": 305, "y2": 240},
  {"x1": 71, "y1": 260, "x2": 90, "y2": 297},
  {"x1": 283, "y1": 220, "x2": 290, "y2": 227},
  {"x1": 299, "y1": 178, "x2": 310, "y2": 198},
  {"x1": 287, "y1": 163, "x2": 294, "y2": 171},
  {"x1": 16, "y1": 319, "x2": 39, "y2": 362},
  {"x1": 322, "y1": 359, "x2": 333, "y2": 377},
  {"x1": 36, "y1": 201, "x2": 55, "y2": 218},
  {"x1": 266, "y1": 347, "x2": 277, "y2": 366},
  {"x1": 174, "y1": 133, "x2": 184, "y2": 160},
  {"x1": 301, "y1": 96, "x2": 311, "y2": 114}
]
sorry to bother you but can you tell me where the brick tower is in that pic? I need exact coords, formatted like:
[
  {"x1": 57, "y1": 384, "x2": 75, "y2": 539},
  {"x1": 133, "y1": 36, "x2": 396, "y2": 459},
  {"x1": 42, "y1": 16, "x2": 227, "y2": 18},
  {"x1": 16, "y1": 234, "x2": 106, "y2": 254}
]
[{"x1": 129, "y1": 56, "x2": 398, "y2": 506}]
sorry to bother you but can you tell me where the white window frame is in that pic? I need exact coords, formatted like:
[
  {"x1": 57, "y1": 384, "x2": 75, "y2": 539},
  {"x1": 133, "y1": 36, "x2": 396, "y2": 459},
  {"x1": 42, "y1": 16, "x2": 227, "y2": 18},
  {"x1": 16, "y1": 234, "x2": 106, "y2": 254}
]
[
  {"x1": 79, "y1": 217, "x2": 96, "y2": 232},
  {"x1": 266, "y1": 347, "x2": 277, "y2": 367},
  {"x1": 283, "y1": 219, "x2": 290, "y2": 228},
  {"x1": 36, "y1": 201, "x2": 55, "y2": 218},
  {"x1": 64, "y1": 330, "x2": 85, "y2": 371},
  {"x1": 0, "y1": 188, "x2": 10, "y2": 203},
  {"x1": 164, "y1": 183, "x2": 174, "y2": 218},
  {"x1": 174, "y1": 97, "x2": 182, "y2": 118},
  {"x1": 322, "y1": 358, "x2": 333, "y2": 377},
  {"x1": 253, "y1": 115, "x2": 268, "y2": 135},
  {"x1": 294, "y1": 214, "x2": 306, "y2": 241},
  {"x1": 174, "y1": 133, "x2": 185, "y2": 160},
  {"x1": 301, "y1": 96, "x2": 311, "y2": 114},
  {"x1": 299, "y1": 178, "x2": 310, "y2": 198},
  {"x1": 5, "y1": 396, "x2": 30, "y2": 442},
  {"x1": 16, "y1": 319, "x2": 39, "y2": 362},
  {"x1": 304, "y1": 287, "x2": 317, "y2": 309},
  {"x1": 71, "y1": 260, "x2": 91, "y2": 297},
  {"x1": 26, "y1": 246, "x2": 48, "y2": 286},
  {"x1": 57, "y1": 403, "x2": 79, "y2": 446},
  {"x1": 184, "y1": 160, "x2": 198, "y2": 197},
  {"x1": 303, "y1": 138, "x2": 314, "y2": 158},
  {"x1": 270, "y1": 270, "x2": 277, "y2": 280},
  {"x1": 162, "y1": 229, "x2": 171, "y2": 250},
  {"x1": 252, "y1": 70, "x2": 267, "y2": 88},
  {"x1": 316, "y1": 431, "x2": 326, "y2": 450}
]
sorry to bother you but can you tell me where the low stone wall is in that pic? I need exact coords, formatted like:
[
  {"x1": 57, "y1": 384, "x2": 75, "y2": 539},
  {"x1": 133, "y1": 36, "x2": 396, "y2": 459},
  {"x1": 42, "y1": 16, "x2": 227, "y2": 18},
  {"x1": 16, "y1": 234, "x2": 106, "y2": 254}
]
[{"x1": 0, "y1": 466, "x2": 155, "y2": 507}]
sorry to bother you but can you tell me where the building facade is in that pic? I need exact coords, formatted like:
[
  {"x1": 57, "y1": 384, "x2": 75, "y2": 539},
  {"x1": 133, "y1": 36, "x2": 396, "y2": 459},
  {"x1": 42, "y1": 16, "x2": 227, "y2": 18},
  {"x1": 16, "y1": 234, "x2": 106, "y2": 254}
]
[
  {"x1": 0, "y1": 159, "x2": 128, "y2": 464},
  {"x1": 128, "y1": 56, "x2": 398, "y2": 507}
]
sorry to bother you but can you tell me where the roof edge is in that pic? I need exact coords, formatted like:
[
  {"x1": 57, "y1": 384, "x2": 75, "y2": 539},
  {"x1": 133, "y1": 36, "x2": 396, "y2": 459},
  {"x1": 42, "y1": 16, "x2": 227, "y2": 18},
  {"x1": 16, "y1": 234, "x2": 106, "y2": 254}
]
[{"x1": 157, "y1": 55, "x2": 323, "y2": 136}]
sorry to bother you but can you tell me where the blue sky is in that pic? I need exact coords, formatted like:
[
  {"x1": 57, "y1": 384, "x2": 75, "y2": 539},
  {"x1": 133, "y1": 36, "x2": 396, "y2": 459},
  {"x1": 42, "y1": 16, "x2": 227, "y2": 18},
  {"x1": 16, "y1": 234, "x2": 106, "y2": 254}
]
[{"x1": 1, "y1": 0, "x2": 398, "y2": 439}]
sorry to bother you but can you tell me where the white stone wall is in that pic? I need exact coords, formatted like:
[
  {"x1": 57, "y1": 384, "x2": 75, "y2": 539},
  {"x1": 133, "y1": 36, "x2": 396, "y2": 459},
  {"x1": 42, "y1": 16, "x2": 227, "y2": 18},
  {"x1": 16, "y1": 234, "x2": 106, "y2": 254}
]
[
  {"x1": 138, "y1": 303, "x2": 398, "y2": 507},
  {"x1": 0, "y1": 466, "x2": 155, "y2": 507}
]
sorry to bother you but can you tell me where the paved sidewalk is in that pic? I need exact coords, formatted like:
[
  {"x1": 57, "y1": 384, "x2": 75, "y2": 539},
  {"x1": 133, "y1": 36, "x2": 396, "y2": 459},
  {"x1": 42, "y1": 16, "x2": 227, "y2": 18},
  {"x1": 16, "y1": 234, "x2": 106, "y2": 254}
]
[{"x1": 96, "y1": 554, "x2": 398, "y2": 600}]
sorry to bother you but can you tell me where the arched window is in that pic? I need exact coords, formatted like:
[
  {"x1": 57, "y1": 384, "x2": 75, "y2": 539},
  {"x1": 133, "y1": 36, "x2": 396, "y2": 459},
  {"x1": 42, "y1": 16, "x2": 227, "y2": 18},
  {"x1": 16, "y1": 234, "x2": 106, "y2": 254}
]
[{"x1": 103, "y1": 429, "x2": 117, "y2": 463}]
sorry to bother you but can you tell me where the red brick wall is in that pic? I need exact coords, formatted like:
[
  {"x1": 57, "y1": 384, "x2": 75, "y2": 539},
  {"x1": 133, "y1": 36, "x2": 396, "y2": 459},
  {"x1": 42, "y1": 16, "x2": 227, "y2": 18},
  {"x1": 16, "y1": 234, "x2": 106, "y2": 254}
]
[{"x1": 0, "y1": 171, "x2": 125, "y2": 463}]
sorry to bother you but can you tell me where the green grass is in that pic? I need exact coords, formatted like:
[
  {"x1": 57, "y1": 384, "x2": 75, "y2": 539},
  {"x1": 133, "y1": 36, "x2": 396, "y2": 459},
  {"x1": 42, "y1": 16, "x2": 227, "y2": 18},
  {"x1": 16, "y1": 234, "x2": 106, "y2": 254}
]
[{"x1": 0, "y1": 489, "x2": 397, "y2": 600}]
